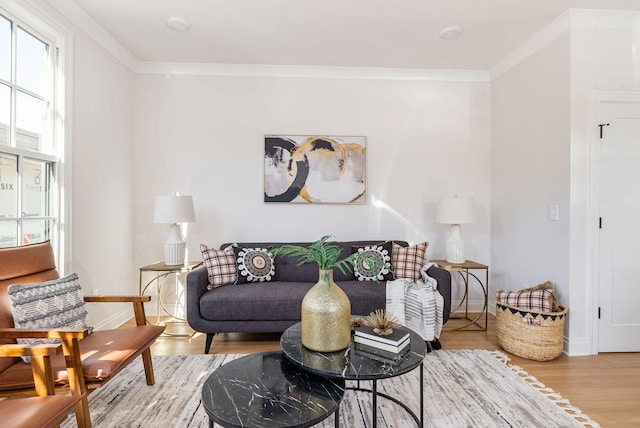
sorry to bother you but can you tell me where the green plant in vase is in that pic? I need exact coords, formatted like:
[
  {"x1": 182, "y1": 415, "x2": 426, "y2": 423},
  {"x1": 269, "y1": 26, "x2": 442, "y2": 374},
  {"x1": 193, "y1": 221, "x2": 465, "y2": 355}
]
[{"x1": 270, "y1": 235, "x2": 385, "y2": 352}]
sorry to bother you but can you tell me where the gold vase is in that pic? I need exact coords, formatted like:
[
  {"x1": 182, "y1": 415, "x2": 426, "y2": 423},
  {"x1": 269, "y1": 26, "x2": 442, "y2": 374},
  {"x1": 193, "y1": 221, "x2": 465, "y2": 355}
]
[{"x1": 301, "y1": 268, "x2": 351, "y2": 352}]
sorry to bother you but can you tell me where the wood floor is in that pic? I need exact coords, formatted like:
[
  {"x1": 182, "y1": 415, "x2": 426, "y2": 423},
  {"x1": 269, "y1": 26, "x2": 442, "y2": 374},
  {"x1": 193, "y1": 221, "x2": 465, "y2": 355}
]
[{"x1": 138, "y1": 315, "x2": 640, "y2": 427}]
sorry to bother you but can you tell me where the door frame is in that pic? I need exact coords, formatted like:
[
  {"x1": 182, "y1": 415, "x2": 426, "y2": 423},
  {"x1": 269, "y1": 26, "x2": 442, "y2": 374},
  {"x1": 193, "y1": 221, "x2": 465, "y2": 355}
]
[{"x1": 589, "y1": 90, "x2": 640, "y2": 354}]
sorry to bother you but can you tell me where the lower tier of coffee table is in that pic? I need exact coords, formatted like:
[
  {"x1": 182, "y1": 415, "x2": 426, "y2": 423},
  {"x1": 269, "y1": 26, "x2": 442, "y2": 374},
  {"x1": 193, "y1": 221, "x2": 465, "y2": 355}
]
[
  {"x1": 201, "y1": 351, "x2": 345, "y2": 428},
  {"x1": 281, "y1": 323, "x2": 427, "y2": 427}
]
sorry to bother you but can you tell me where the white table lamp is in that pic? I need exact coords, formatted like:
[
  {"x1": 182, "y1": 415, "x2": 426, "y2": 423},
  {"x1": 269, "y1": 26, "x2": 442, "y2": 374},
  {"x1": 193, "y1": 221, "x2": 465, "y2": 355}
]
[
  {"x1": 436, "y1": 196, "x2": 474, "y2": 264},
  {"x1": 153, "y1": 194, "x2": 196, "y2": 266}
]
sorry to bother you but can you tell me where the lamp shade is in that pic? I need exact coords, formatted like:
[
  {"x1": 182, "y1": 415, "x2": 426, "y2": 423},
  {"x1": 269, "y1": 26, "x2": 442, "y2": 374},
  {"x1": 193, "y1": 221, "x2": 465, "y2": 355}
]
[
  {"x1": 436, "y1": 196, "x2": 474, "y2": 225},
  {"x1": 153, "y1": 195, "x2": 196, "y2": 224}
]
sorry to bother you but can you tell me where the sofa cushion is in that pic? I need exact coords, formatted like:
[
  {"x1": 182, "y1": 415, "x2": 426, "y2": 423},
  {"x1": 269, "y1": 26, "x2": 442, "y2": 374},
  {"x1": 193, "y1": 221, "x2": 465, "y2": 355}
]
[
  {"x1": 201, "y1": 244, "x2": 237, "y2": 289},
  {"x1": 391, "y1": 242, "x2": 428, "y2": 280},
  {"x1": 199, "y1": 280, "x2": 386, "y2": 322},
  {"x1": 351, "y1": 242, "x2": 394, "y2": 281},
  {"x1": 7, "y1": 273, "x2": 92, "y2": 362},
  {"x1": 233, "y1": 247, "x2": 276, "y2": 283}
]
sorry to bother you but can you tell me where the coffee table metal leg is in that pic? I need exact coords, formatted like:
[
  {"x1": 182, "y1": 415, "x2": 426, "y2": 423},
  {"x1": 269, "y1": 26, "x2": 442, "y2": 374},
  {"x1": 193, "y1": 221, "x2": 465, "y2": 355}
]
[
  {"x1": 372, "y1": 380, "x2": 378, "y2": 428},
  {"x1": 420, "y1": 363, "x2": 424, "y2": 427}
]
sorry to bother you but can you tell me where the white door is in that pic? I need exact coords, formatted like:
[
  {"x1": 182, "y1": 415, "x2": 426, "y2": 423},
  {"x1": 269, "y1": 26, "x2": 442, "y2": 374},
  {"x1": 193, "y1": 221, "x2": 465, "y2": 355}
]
[{"x1": 597, "y1": 100, "x2": 640, "y2": 352}]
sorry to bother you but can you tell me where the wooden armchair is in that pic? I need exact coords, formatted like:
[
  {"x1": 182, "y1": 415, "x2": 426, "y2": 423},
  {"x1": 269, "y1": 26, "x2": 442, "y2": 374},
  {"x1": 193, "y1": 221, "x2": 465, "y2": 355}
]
[
  {"x1": 0, "y1": 241, "x2": 165, "y2": 428},
  {"x1": 0, "y1": 343, "x2": 82, "y2": 428}
]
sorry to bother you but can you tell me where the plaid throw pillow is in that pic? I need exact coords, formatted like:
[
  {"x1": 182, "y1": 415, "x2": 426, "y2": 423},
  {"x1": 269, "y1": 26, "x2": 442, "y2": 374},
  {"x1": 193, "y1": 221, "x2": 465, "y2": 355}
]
[
  {"x1": 200, "y1": 244, "x2": 237, "y2": 289},
  {"x1": 391, "y1": 242, "x2": 428, "y2": 281},
  {"x1": 495, "y1": 288, "x2": 555, "y2": 312}
]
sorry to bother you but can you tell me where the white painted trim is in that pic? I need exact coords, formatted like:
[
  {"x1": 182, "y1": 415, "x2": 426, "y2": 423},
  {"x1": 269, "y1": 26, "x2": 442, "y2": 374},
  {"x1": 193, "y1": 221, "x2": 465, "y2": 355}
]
[
  {"x1": 570, "y1": 8, "x2": 640, "y2": 30},
  {"x1": 489, "y1": 11, "x2": 571, "y2": 80},
  {"x1": 91, "y1": 307, "x2": 131, "y2": 330},
  {"x1": 30, "y1": 5, "x2": 640, "y2": 82},
  {"x1": 588, "y1": 91, "x2": 640, "y2": 355},
  {"x1": 450, "y1": 299, "x2": 486, "y2": 315},
  {"x1": 136, "y1": 62, "x2": 490, "y2": 82},
  {"x1": 43, "y1": 0, "x2": 137, "y2": 71},
  {"x1": 0, "y1": 0, "x2": 74, "y2": 274},
  {"x1": 490, "y1": 9, "x2": 640, "y2": 80},
  {"x1": 566, "y1": 336, "x2": 592, "y2": 357}
]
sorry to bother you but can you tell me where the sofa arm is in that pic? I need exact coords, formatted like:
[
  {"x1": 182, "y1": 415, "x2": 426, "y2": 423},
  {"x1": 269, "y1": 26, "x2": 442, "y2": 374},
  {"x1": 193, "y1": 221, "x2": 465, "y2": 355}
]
[
  {"x1": 427, "y1": 265, "x2": 452, "y2": 324},
  {"x1": 186, "y1": 267, "x2": 210, "y2": 331}
]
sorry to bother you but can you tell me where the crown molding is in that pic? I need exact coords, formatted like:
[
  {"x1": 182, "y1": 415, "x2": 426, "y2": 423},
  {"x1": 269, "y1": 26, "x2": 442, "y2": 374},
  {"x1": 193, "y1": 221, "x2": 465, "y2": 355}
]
[
  {"x1": 136, "y1": 62, "x2": 490, "y2": 82},
  {"x1": 39, "y1": 4, "x2": 640, "y2": 83},
  {"x1": 489, "y1": 9, "x2": 640, "y2": 80},
  {"x1": 45, "y1": 0, "x2": 137, "y2": 71},
  {"x1": 489, "y1": 11, "x2": 571, "y2": 80}
]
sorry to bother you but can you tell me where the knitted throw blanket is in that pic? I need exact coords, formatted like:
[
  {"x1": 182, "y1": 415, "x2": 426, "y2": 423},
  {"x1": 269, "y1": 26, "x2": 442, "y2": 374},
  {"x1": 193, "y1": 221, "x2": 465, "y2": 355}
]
[{"x1": 385, "y1": 262, "x2": 444, "y2": 341}]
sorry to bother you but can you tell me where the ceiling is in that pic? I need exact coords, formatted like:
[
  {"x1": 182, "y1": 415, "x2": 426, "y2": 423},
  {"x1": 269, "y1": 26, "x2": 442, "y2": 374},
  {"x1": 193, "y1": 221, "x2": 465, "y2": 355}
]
[{"x1": 54, "y1": 0, "x2": 640, "y2": 70}]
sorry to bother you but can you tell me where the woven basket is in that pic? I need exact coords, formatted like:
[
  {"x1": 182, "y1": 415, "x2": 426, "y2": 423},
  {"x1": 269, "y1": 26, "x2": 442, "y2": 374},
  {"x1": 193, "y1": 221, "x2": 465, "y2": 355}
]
[{"x1": 495, "y1": 301, "x2": 568, "y2": 361}]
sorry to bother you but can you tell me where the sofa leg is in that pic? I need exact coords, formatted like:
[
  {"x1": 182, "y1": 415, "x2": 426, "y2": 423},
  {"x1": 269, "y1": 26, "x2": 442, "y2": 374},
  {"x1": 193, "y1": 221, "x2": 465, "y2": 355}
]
[{"x1": 205, "y1": 333, "x2": 215, "y2": 354}]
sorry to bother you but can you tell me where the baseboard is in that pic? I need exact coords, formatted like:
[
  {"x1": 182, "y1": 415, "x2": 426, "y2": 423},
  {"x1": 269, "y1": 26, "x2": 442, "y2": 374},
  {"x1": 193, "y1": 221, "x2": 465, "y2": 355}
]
[
  {"x1": 565, "y1": 336, "x2": 593, "y2": 356},
  {"x1": 450, "y1": 299, "x2": 487, "y2": 315},
  {"x1": 92, "y1": 308, "x2": 131, "y2": 330}
]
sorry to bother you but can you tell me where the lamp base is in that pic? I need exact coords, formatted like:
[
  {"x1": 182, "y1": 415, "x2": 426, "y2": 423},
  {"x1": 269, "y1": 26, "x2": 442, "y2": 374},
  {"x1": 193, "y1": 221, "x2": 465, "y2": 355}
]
[
  {"x1": 445, "y1": 241, "x2": 466, "y2": 264},
  {"x1": 446, "y1": 224, "x2": 466, "y2": 264},
  {"x1": 164, "y1": 241, "x2": 186, "y2": 266},
  {"x1": 164, "y1": 223, "x2": 186, "y2": 266}
]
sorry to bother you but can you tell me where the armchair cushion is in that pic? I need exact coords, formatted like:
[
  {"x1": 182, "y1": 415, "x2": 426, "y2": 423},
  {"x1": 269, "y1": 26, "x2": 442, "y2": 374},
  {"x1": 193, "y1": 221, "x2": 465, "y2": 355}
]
[
  {"x1": 8, "y1": 273, "x2": 92, "y2": 362},
  {"x1": 0, "y1": 325, "x2": 164, "y2": 391}
]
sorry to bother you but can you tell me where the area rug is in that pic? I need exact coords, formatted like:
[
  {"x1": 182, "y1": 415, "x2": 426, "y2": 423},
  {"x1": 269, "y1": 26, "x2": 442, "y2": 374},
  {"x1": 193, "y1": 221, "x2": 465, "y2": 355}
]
[{"x1": 62, "y1": 350, "x2": 599, "y2": 427}]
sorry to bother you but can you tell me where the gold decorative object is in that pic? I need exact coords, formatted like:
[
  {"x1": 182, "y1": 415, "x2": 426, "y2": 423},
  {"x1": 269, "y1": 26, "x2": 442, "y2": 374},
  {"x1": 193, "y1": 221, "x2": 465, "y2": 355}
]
[
  {"x1": 270, "y1": 235, "x2": 386, "y2": 352},
  {"x1": 351, "y1": 316, "x2": 364, "y2": 329},
  {"x1": 301, "y1": 269, "x2": 351, "y2": 351},
  {"x1": 363, "y1": 309, "x2": 401, "y2": 336}
]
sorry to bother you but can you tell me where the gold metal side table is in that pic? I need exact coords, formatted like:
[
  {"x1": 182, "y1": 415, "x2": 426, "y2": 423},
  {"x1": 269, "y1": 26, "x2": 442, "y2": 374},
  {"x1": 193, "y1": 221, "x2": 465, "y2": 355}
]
[
  {"x1": 139, "y1": 261, "x2": 203, "y2": 336},
  {"x1": 432, "y1": 260, "x2": 489, "y2": 331}
]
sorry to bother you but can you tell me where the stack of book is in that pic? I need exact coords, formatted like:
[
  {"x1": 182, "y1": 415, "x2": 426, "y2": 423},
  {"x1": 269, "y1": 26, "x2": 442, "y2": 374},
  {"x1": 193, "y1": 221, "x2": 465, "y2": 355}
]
[{"x1": 353, "y1": 326, "x2": 410, "y2": 364}]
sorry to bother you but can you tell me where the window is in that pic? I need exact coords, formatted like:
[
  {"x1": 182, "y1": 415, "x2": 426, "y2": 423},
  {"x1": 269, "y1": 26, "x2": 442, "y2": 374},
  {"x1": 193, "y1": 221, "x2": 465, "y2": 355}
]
[{"x1": 0, "y1": 11, "x2": 61, "y2": 250}]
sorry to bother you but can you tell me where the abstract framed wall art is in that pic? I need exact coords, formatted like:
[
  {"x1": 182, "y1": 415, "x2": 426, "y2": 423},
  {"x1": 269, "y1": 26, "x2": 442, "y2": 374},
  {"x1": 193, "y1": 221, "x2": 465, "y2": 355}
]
[{"x1": 264, "y1": 135, "x2": 366, "y2": 204}]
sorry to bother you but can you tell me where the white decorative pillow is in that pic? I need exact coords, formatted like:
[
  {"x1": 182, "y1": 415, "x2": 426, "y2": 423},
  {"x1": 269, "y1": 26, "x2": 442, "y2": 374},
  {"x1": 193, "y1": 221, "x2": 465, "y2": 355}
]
[{"x1": 8, "y1": 273, "x2": 92, "y2": 362}]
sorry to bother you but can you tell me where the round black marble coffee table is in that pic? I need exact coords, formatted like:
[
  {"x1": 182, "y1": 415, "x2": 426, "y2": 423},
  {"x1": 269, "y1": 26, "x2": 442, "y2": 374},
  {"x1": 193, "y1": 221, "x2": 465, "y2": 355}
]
[
  {"x1": 281, "y1": 323, "x2": 427, "y2": 427},
  {"x1": 201, "y1": 351, "x2": 345, "y2": 428}
]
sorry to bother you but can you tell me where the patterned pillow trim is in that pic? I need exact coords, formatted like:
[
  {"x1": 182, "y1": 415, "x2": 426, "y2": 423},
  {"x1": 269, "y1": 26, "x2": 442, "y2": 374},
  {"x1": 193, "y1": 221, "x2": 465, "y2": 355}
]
[
  {"x1": 391, "y1": 242, "x2": 428, "y2": 281},
  {"x1": 351, "y1": 242, "x2": 394, "y2": 281},
  {"x1": 233, "y1": 247, "x2": 276, "y2": 284},
  {"x1": 200, "y1": 244, "x2": 237, "y2": 290},
  {"x1": 7, "y1": 272, "x2": 92, "y2": 363}
]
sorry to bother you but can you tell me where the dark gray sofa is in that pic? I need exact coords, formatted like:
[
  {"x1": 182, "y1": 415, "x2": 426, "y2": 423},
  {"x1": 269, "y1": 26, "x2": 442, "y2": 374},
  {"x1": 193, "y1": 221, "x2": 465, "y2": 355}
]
[{"x1": 186, "y1": 240, "x2": 451, "y2": 354}]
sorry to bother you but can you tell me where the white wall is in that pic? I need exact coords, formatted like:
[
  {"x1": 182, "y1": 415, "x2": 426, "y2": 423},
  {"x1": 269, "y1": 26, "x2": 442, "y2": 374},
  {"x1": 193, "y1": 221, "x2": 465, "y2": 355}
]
[
  {"x1": 133, "y1": 74, "x2": 492, "y2": 306},
  {"x1": 491, "y1": 34, "x2": 571, "y2": 329}
]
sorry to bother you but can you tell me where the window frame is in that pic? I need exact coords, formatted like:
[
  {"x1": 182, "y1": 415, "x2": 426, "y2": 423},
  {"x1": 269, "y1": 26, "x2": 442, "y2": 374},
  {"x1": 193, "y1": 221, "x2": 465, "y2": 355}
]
[{"x1": 0, "y1": 3, "x2": 70, "y2": 271}]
